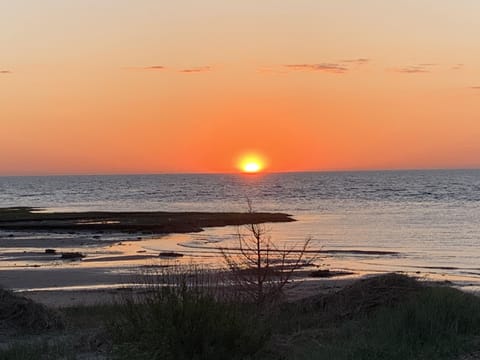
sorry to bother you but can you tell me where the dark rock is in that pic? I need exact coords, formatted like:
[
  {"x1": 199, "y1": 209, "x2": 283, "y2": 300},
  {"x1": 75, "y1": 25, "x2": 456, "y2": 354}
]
[
  {"x1": 45, "y1": 249, "x2": 56, "y2": 254},
  {"x1": 60, "y1": 252, "x2": 85, "y2": 260},
  {"x1": 309, "y1": 269, "x2": 354, "y2": 278},
  {"x1": 159, "y1": 251, "x2": 184, "y2": 258}
]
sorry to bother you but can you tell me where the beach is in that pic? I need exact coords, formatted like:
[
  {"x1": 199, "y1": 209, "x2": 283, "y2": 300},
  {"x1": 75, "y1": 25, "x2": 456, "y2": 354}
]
[
  {"x1": 2, "y1": 173, "x2": 480, "y2": 358},
  {"x1": 2, "y1": 206, "x2": 480, "y2": 359},
  {"x1": 0, "y1": 207, "x2": 362, "y2": 309},
  {"x1": 2, "y1": 205, "x2": 476, "y2": 312},
  {"x1": 2, "y1": 208, "x2": 480, "y2": 299},
  {"x1": 3, "y1": 270, "x2": 480, "y2": 360},
  {"x1": 0, "y1": 207, "x2": 293, "y2": 281}
]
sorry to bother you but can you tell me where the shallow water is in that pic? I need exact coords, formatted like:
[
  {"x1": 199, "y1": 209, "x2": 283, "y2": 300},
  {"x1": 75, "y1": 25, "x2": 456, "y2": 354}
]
[{"x1": 1, "y1": 170, "x2": 480, "y2": 288}]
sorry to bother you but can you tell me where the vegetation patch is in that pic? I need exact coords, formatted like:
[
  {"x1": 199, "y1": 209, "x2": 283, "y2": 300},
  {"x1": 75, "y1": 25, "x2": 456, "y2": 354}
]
[
  {"x1": 0, "y1": 288, "x2": 63, "y2": 334},
  {"x1": 109, "y1": 287, "x2": 268, "y2": 360},
  {"x1": 2, "y1": 274, "x2": 480, "y2": 359},
  {"x1": 264, "y1": 274, "x2": 480, "y2": 360}
]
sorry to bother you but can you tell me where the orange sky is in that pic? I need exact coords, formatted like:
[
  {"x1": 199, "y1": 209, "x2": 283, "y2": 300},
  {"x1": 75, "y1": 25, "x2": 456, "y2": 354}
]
[{"x1": 1, "y1": 1, "x2": 480, "y2": 175}]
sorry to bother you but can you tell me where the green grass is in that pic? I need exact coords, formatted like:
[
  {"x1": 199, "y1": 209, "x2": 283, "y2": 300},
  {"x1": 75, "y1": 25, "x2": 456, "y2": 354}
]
[
  {"x1": 359, "y1": 286, "x2": 480, "y2": 359},
  {"x1": 108, "y1": 285, "x2": 268, "y2": 360},
  {"x1": 266, "y1": 286, "x2": 480, "y2": 360},
  {"x1": 1, "y1": 275, "x2": 480, "y2": 360}
]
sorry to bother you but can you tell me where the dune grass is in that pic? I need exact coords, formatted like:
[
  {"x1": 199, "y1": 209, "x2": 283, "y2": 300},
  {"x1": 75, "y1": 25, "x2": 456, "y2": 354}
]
[
  {"x1": 109, "y1": 289, "x2": 267, "y2": 360},
  {"x1": 107, "y1": 273, "x2": 480, "y2": 360},
  {"x1": 355, "y1": 286, "x2": 480, "y2": 359},
  {"x1": 107, "y1": 265, "x2": 269, "y2": 360},
  {"x1": 264, "y1": 285, "x2": 480, "y2": 360},
  {"x1": 1, "y1": 274, "x2": 480, "y2": 359}
]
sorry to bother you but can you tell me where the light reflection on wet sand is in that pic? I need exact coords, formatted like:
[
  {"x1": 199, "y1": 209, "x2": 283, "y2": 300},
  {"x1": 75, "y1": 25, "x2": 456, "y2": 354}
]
[{"x1": 1, "y1": 221, "x2": 480, "y2": 294}]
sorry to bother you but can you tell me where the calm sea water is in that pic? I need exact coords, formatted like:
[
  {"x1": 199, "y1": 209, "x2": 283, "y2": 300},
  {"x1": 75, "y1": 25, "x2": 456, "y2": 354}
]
[{"x1": 1, "y1": 170, "x2": 480, "y2": 285}]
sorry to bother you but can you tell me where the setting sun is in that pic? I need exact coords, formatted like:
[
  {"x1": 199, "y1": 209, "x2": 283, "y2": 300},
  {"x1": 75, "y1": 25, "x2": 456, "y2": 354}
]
[
  {"x1": 243, "y1": 162, "x2": 261, "y2": 173},
  {"x1": 238, "y1": 154, "x2": 265, "y2": 173}
]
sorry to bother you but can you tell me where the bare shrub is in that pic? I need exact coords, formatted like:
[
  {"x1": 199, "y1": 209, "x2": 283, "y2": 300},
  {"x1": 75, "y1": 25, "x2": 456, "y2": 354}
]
[{"x1": 221, "y1": 200, "x2": 314, "y2": 305}]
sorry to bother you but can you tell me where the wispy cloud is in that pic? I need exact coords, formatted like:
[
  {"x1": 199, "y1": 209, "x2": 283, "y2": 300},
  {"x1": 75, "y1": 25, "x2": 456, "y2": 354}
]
[
  {"x1": 279, "y1": 58, "x2": 370, "y2": 74},
  {"x1": 0, "y1": 70, "x2": 12, "y2": 74},
  {"x1": 340, "y1": 58, "x2": 370, "y2": 65},
  {"x1": 284, "y1": 63, "x2": 348, "y2": 74},
  {"x1": 179, "y1": 66, "x2": 211, "y2": 73},
  {"x1": 471, "y1": 86, "x2": 480, "y2": 90},
  {"x1": 391, "y1": 64, "x2": 435, "y2": 74},
  {"x1": 144, "y1": 65, "x2": 166, "y2": 70},
  {"x1": 396, "y1": 67, "x2": 429, "y2": 74},
  {"x1": 127, "y1": 65, "x2": 212, "y2": 73},
  {"x1": 452, "y1": 64, "x2": 464, "y2": 70},
  {"x1": 123, "y1": 65, "x2": 166, "y2": 71}
]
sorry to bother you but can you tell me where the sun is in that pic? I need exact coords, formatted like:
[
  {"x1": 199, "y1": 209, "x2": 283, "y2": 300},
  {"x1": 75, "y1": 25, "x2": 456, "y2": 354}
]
[
  {"x1": 238, "y1": 154, "x2": 265, "y2": 173},
  {"x1": 243, "y1": 161, "x2": 261, "y2": 173}
]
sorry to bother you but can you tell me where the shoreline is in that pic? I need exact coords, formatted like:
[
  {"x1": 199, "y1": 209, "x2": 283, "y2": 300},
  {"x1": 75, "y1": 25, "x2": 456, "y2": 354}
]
[
  {"x1": 3, "y1": 265, "x2": 478, "y2": 309},
  {"x1": 2, "y1": 207, "x2": 480, "y2": 302},
  {"x1": 0, "y1": 207, "x2": 295, "y2": 233},
  {"x1": 8, "y1": 271, "x2": 479, "y2": 310},
  {"x1": 0, "y1": 207, "x2": 302, "y2": 298},
  {"x1": 18, "y1": 276, "x2": 361, "y2": 308}
]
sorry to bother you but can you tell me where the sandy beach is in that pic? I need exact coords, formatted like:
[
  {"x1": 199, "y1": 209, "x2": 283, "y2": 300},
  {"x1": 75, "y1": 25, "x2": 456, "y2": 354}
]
[
  {"x1": 0, "y1": 208, "x2": 302, "y2": 301},
  {"x1": 15, "y1": 275, "x2": 359, "y2": 308},
  {"x1": 1, "y1": 207, "x2": 479, "y2": 359},
  {"x1": 3, "y1": 207, "x2": 478, "y2": 310}
]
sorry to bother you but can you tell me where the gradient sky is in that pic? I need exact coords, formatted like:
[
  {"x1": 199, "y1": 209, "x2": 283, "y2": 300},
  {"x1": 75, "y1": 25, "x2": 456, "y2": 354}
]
[{"x1": 1, "y1": 0, "x2": 480, "y2": 175}]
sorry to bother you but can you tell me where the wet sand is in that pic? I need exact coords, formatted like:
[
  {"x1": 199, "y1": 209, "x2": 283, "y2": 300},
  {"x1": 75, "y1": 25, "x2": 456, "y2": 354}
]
[
  {"x1": 0, "y1": 207, "x2": 294, "y2": 233},
  {"x1": 0, "y1": 207, "x2": 294, "y2": 265},
  {"x1": 3, "y1": 207, "x2": 478, "y2": 307},
  {"x1": 0, "y1": 207, "x2": 298, "y2": 299},
  {"x1": 16, "y1": 272, "x2": 360, "y2": 308}
]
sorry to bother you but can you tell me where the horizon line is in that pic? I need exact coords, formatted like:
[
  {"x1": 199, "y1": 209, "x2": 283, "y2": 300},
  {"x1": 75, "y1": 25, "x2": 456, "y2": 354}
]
[{"x1": 1, "y1": 166, "x2": 480, "y2": 178}]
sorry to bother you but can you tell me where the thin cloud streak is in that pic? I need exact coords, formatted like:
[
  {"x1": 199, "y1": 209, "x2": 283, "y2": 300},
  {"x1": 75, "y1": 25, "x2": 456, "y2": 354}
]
[
  {"x1": 0, "y1": 70, "x2": 12, "y2": 74},
  {"x1": 145, "y1": 65, "x2": 165, "y2": 70},
  {"x1": 391, "y1": 64, "x2": 433, "y2": 74},
  {"x1": 340, "y1": 58, "x2": 370, "y2": 65},
  {"x1": 284, "y1": 63, "x2": 348, "y2": 74},
  {"x1": 123, "y1": 66, "x2": 166, "y2": 71},
  {"x1": 179, "y1": 66, "x2": 212, "y2": 73},
  {"x1": 126, "y1": 65, "x2": 212, "y2": 73}
]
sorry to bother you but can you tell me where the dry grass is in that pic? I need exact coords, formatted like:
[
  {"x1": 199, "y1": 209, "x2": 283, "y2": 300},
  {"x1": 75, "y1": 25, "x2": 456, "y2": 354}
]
[{"x1": 0, "y1": 288, "x2": 63, "y2": 335}]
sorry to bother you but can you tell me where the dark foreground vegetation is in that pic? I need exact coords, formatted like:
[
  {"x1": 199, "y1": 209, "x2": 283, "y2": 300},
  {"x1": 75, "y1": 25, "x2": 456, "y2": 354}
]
[
  {"x1": 1, "y1": 273, "x2": 480, "y2": 360},
  {"x1": 0, "y1": 207, "x2": 294, "y2": 234}
]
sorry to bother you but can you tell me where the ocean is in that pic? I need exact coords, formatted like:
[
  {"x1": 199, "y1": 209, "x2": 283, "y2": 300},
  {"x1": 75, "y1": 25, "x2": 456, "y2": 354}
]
[{"x1": 1, "y1": 170, "x2": 480, "y2": 288}]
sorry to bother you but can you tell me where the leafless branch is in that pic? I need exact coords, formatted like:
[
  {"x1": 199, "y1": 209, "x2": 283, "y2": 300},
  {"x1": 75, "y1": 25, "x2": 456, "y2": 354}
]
[{"x1": 221, "y1": 201, "x2": 315, "y2": 306}]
